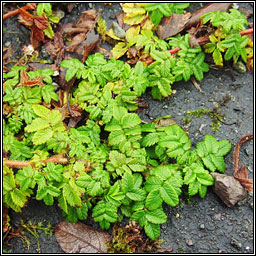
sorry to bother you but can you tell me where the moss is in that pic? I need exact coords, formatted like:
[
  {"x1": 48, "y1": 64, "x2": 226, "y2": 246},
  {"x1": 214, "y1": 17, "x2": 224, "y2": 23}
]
[{"x1": 187, "y1": 106, "x2": 224, "y2": 132}]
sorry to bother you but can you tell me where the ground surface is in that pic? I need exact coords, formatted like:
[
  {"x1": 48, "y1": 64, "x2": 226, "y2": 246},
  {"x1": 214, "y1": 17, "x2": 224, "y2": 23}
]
[{"x1": 3, "y1": 2, "x2": 254, "y2": 254}]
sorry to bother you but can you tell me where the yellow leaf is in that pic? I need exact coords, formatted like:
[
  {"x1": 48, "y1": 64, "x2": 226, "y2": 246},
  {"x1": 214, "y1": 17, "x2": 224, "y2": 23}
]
[
  {"x1": 111, "y1": 42, "x2": 129, "y2": 59},
  {"x1": 141, "y1": 16, "x2": 154, "y2": 30},
  {"x1": 106, "y1": 28, "x2": 125, "y2": 41},
  {"x1": 125, "y1": 26, "x2": 140, "y2": 42},
  {"x1": 123, "y1": 15, "x2": 146, "y2": 25},
  {"x1": 122, "y1": 3, "x2": 146, "y2": 14}
]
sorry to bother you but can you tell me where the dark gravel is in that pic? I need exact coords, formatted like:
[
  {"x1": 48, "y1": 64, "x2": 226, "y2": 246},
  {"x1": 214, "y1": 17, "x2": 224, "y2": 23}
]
[{"x1": 3, "y1": 2, "x2": 254, "y2": 254}]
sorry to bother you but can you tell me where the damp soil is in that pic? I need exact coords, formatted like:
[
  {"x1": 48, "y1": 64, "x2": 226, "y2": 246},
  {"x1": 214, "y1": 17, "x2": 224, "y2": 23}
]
[{"x1": 3, "y1": 2, "x2": 254, "y2": 254}]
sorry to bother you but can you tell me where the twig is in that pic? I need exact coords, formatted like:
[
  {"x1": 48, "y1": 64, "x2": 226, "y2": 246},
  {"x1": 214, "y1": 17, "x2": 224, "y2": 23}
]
[
  {"x1": 190, "y1": 76, "x2": 202, "y2": 92},
  {"x1": 3, "y1": 3, "x2": 36, "y2": 21},
  {"x1": 4, "y1": 154, "x2": 68, "y2": 168}
]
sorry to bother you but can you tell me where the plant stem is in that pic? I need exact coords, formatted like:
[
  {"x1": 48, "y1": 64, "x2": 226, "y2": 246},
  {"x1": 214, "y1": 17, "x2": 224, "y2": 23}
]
[
  {"x1": 146, "y1": 28, "x2": 253, "y2": 66},
  {"x1": 240, "y1": 28, "x2": 253, "y2": 35},
  {"x1": 4, "y1": 154, "x2": 68, "y2": 168},
  {"x1": 3, "y1": 3, "x2": 36, "y2": 21}
]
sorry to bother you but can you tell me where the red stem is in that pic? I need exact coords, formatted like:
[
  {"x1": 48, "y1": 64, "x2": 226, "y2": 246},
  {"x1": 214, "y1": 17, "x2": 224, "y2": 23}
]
[
  {"x1": 146, "y1": 28, "x2": 253, "y2": 66},
  {"x1": 240, "y1": 28, "x2": 253, "y2": 35},
  {"x1": 3, "y1": 3, "x2": 36, "y2": 21}
]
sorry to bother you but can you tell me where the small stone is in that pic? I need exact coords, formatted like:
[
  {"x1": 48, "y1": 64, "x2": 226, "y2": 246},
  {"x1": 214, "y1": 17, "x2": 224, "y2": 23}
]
[
  {"x1": 245, "y1": 246, "x2": 250, "y2": 251},
  {"x1": 186, "y1": 239, "x2": 194, "y2": 246},
  {"x1": 162, "y1": 105, "x2": 168, "y2": 109},
  {"x1": 199, "y1": 224, "x2": 205, "y2": 230},
  {"x1": 230, "y1": 238, "x2": 242, "y2": 250},
  {"x1": 5, "y1": 41, "x2": 11, "y2": 47},
  {"x1": 214, "y1": 213, "x2": 221, "y2": 220},
  {"x1": 176, "y1": 213, "x2": 180, "y2": 218},
  {"x1": 233, "y1": 61, "x2": 246, "y2": 73}
]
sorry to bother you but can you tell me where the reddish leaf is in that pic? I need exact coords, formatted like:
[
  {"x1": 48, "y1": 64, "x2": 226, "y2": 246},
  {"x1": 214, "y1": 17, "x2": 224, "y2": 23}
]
[
  {"x1": 17, "y1": 7, "x2": 34, "y2": 27},
  {"x1": 66, "y1": 33, "x2": 87, "y2": 52},
  {"x1": 156, "y1": 3, "x2": 232, "y2": 39},
  {"x1": 31, "y1": 25, "x2": 45, "y2": 48},
  {"x1": 185, "y1": 3, "x2": 233, "y2": 30},
  {"x1": 20, "y1": 69, "x2": 45, "y2": 87},
  {"x1": 77, "y1": 9, "x2": 99, "y2": 31},
  {"x1": 233, "y1": 133, "x2": 253, "y2": 192},
  {"x1": 55, "y1": 222, "x2": 111, "y2": 253},
  {"x1": 34, "y1": 14, "x2": 48, "y2": 30},
  {"x1": 156, "y1": 12, "x2": 191, "y2": 39}
]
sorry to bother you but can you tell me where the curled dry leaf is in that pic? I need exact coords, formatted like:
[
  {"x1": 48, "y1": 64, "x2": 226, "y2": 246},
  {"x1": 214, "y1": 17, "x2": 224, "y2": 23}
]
[
  {"x1": 20, "y1": 69, "x2": 45, "y2": 87},
  {"x1": 233, "y1": 133, "x2": 253, "y2": 192},
  {"x1": 156, "y1": 3, "x2": 232, "y2": 39},
  {"x1": 55, "y1": 222, "x2": 111, "y2": 253}
]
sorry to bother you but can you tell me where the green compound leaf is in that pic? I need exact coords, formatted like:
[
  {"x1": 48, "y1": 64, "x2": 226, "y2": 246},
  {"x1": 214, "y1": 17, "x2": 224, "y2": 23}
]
[
  {"x1": 32, "y1": 104, "x2": 50, "y2": 118},
  {"x1": 126, "y1": 188, "x2": 147, "y2": 201},
  {"x1": 217, "y1": 140, "x2": 232, "y2": 156},
  {"x1": 92, "y1": 201, "x2": 118, "y2": 229},
  {"x1": 32, "y1": 128, "x2": 53, "y2": 145},
  {"x1": 25, "y1": 118, "x2": 49, "y2": 132},
  {"x1": 159, "y1": 124, "x2": 191, "y2": 157},
  {"x1": 204, "y1": 135, "x2": 219, "y2": 154},
  {"x1": 121, "y1": 113, "x2": 141, "y2": 128},
  {"x1": 63, "y1": 182, "x2": 82, "y2": 207},
  {"x1": 41, "y1": 84, "x2": 58, "y2": 104},
  {"x1": 144, "y1": 222, "x2": 160, "y2": 240},
  {"x1": 160, "y1": 182, "x2": 179, "y2": 206},
  {"x1": 145, "y1": 208, "x2": 167, "y2": 224},
  {"x1": 61, "y1": 58, "x2": 85, "y2": 82},
  {"x1": 10, "y1": 188, "x2": 27, "y2": 208},
  {"x1": 145, "y1": 189, "x2": 163, "y2": 210},
  {"x1": 37, "y1": 3, "x2": 52, "y2": 16},
  {"x1": 108, "y1": 130, "x2": 126, "y2": 146}
]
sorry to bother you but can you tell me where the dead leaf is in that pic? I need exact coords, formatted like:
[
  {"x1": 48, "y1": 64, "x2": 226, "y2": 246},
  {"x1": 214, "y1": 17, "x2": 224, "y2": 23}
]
[
  {"x1": 77, "y1": 9, "x2": 99, "y2": 31},
  {"x1": 185, "y1": 3, "x2": 232, "y2": 30},
  {"x1": 55, "y1": 222, "x2": 111, "y2": 253},
  {"x1": 156, "y1": 3, "x2": 232, "y2": 39},
  {"x1": 20, "y1": 69, "x2": 45, "y2": 87},
  {"x1": 66, "y1": 33, "x2": 87, "y2": 52},
  {"x1": 233, "y1": 134, "x2": 253, "y2": 192},
  {"x1": 34, "y1": 14, "x2": 48, "y2": 30},
  {"x1": 156, "y1": 12, "x2": 191, "y2": 39},
  {"x1": 116, "y1": 12, "x2": 130, "y2": 31},
  {"x1": 211, "y1": 172, "x2": 247, "y2": 207},
  {"x1": 154, "y1": 117, "x2": 176, "y2": 128}
]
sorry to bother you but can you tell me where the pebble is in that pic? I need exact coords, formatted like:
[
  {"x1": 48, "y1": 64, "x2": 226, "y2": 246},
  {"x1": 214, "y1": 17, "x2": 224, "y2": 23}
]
[
  {"x1": 199, "y1": 223, "x2": 205, "y2": 230},
  {"x1": 5, "y1": 41, "x2": 11, "y2": 47},
  {"x1": 186, "y1": 239, "x2": 194, "y2": 246},
  {"x1": 230, "y1": 238, "x2": 242, "y2": 250},
  {"x1": 162, "y1": 105, "x2": 168, "y2": 109},
  {"x1": 213, "y1": 213, "x2": 221, "y2": 220}
]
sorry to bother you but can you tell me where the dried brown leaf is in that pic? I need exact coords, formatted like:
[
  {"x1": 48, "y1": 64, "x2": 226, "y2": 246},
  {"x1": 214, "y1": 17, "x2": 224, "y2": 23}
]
[
  {"x1": 66, "y1": 33, "x2": 87, "y2": 52},
  {"x1": 156, "y1": 3, "x2": 232, "y2": 39},
  {"x1": 77, "y1": 9, "x2": 98, "y2": 30},
  {"x1": 34, "y1": 15, "x2": 48, "y2": 30},
  {"x1": 55, "y1": 222, "x2": 111, "y2": 253},
  {"x1": 156, "y1": 12, "x2": 191, "y2": 39},
  {"x1": 233, "y1": 134, "x2": 253, "y2": 192},
  {"x1": 20, "y1": 69, "x2": 45, "y2": 87}
]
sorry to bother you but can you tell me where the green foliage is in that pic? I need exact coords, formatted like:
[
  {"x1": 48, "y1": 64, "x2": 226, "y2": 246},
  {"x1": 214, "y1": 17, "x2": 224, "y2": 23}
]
[
  {"x1": 4, "y1": 50, "x2": 233, "y2": 242},
  {"x1": 145, "y1": 3, "x2": 190, "y2": 25},
  {"x1": 169, "y1": 34, "x2": 209, "y2": 81},
  {"x1": 201, "y1": 9, "x2": 250, "y2": 66}
]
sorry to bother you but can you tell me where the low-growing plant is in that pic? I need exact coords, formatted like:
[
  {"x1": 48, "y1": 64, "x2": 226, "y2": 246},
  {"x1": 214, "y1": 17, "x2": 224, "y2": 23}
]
[
  {"x1": 3, "y1": 57, "x2": 232, "y2": 240},
  {"x1": 201, "y1": 8, "x2": 251, "y2": 67}
]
